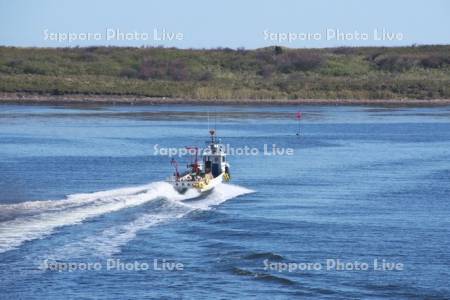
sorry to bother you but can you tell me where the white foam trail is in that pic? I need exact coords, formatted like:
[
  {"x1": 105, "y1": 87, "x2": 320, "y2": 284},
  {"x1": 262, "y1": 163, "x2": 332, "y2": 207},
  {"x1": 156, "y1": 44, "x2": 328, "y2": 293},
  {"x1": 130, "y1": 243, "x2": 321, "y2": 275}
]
[
  {"x1": 0, "y1": 184, "x2": 156, "y2": 220},
  {"x1": 186, "y1": 183, "x2": 253, "y2": 210},
  {"x1": 49, "y1": 205, "x2": 186, "y2": 259},
  {"x1": 0, "y1": 182, "x2": 196, "y2": 254},
  {"x1": 48, "y1": 183, "x2": 253, "y2": 258}
]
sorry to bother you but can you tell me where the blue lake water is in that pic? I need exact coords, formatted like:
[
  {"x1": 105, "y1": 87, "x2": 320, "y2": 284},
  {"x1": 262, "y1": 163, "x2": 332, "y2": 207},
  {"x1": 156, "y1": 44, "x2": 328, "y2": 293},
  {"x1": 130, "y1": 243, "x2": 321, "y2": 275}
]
[{"x1": 0, "y1": 104, "x2": 449, "y2": 299}]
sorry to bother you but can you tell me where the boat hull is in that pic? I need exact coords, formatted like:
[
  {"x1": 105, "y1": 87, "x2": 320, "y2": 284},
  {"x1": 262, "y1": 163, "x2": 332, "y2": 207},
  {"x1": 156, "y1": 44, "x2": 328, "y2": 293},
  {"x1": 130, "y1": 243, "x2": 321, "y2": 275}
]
[{"x1": 169, "y1": 173, "x2": 225, "y2": 194}]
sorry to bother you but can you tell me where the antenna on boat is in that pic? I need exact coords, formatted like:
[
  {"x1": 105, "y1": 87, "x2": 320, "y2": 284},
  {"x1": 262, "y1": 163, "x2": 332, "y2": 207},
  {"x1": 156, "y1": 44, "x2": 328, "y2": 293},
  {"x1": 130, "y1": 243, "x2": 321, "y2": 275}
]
[
  {"x1": 205, "y1": 108, "x2": 216, "y2": 144},
  {"x1": 209, "y1": 128, "x2": 216, "y2": 143},
  {"x1": 214, "y1": 108, "x2": 217, "y2": 132},
  {"x1": 207, "y1": 109, "x2": 210, "y2": 132}
]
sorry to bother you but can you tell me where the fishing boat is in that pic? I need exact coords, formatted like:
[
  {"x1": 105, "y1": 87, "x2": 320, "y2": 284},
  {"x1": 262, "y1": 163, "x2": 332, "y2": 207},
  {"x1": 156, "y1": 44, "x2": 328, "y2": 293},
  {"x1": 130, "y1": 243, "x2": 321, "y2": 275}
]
[{"x1": 167, "y1": 129, "x2": 231, "y2": 194}]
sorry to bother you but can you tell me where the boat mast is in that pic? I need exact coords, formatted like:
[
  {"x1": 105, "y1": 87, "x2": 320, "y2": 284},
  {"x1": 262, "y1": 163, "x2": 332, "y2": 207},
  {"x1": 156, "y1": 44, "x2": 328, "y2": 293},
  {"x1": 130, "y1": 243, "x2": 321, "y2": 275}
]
[{"x1": 209, "y1": 129, "x2": 216, "y2": 144}]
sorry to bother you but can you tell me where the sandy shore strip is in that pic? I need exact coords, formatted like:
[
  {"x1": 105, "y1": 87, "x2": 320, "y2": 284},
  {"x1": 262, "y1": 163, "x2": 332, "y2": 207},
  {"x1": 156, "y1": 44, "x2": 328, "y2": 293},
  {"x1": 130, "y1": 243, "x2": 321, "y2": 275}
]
[{"x1": 1, "y1": 93, "x2": 450, "y2": 106}]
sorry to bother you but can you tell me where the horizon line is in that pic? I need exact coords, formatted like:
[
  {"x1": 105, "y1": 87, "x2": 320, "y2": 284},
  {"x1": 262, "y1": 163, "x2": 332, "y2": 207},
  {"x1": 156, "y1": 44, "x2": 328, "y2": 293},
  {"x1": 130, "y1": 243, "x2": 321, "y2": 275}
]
[{"x1": 1, "y1": 43, "x2": 449, "y2": 51}]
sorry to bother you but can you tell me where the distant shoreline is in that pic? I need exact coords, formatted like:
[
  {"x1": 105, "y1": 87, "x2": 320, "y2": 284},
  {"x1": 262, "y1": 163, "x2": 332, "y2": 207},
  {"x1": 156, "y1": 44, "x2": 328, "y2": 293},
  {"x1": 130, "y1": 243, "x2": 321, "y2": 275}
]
[
  {"x1": 1, "y1": 93, "x2": 450, "y2": 107},
  {"x1": 1, "y1": 46, "x2": 449, "y2": 103}
]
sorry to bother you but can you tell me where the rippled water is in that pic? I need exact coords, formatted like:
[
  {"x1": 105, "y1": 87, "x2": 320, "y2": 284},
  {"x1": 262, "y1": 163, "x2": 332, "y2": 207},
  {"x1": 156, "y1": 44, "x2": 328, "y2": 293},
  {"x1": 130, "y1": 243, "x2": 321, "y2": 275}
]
[{"x1": 0, "y1": 104, "x2": 449, "y2": 299}]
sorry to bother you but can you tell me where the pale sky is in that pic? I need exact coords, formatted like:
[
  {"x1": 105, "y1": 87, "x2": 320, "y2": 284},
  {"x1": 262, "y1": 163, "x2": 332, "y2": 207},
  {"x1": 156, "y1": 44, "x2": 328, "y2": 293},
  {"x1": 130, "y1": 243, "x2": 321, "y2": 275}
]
[{"x1": 0, "y1": 0, "x2": 449, "y2": 48}]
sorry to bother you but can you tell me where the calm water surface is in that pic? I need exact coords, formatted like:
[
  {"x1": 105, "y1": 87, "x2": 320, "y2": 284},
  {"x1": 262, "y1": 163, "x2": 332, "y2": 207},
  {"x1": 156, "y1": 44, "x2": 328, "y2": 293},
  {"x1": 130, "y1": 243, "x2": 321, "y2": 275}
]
[{"x1": 0, "y1": 104, "x2": 449, "y2": 299}]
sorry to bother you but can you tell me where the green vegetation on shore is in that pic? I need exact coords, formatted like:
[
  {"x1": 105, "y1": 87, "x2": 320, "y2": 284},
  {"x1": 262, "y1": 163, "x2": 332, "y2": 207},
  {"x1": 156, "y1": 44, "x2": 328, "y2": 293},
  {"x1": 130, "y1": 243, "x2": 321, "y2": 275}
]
[{"x1": 0, "y1": 45, "x2": 449, "y2": 100}]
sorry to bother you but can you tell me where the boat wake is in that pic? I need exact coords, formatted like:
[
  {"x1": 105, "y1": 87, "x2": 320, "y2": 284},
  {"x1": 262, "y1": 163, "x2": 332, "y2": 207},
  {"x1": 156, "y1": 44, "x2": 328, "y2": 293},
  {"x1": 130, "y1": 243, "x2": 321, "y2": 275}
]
[{"x1": 0, "y1": 182, "x2": 252, "y2": 255}]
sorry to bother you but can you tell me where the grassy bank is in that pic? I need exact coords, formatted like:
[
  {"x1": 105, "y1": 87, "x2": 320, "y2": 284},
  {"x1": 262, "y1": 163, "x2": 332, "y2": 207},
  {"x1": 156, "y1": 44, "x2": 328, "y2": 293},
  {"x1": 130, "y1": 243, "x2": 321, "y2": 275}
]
[{"x1": 0, "y1": 45, "x2": 449, "y2": 101}]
